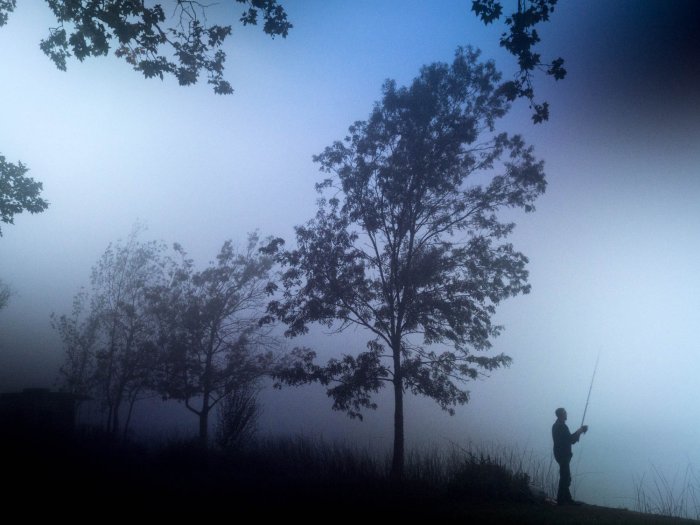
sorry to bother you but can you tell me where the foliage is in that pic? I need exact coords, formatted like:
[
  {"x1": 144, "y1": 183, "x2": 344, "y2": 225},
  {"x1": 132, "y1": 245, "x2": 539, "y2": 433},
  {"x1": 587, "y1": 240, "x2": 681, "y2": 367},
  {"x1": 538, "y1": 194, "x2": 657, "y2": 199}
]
[
  {"x1": 471, "y1": 0, "x2": 565, "y2": 123},
  {"x1": 269, "y1": 46, "x2": 546, "y2": 477},
  {"x1": 0, "y1": 0, "x2": 14, "y2": 27},
  {"x1": 0, "y1": 155, "x2": 49, "y2": 235},
  {"x1": 53, "y1": 289, "x2": 100, "y2": 397},
  {"x1": 0, "y1": 1, "x2": 561, "y2": 105},
  {"x1": 447, "y1": 452, "x2": 532, "y2": 502},
  {"x1": 0, "y1": 2, "x2": 290, "y2": 237},
  {"x1": 148, "y1": 233, "x2": 277, "y2": 445},
  {"x1": 0, "y1": 0, "x2": 293, "y2": 95},
  {"x1": 55, "y1": 229, "x2": 279, "y2": 445},
  {"x1": 54, "y1": 226, "x2": 167, "y2": 436}
]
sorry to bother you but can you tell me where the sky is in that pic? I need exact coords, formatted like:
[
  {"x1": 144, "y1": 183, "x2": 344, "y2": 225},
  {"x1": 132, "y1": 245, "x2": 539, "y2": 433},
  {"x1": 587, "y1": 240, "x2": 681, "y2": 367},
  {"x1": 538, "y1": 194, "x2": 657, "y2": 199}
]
[{"x1": 1, "y1": 0, "x2": 700, "y2": 509}]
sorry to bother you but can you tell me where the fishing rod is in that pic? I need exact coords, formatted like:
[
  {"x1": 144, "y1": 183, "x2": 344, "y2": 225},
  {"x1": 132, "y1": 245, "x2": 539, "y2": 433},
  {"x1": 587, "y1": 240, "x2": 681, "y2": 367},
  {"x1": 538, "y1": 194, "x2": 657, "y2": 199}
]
[{"x1": 580, "y1": 352, "x2": 600, "y2": 428}]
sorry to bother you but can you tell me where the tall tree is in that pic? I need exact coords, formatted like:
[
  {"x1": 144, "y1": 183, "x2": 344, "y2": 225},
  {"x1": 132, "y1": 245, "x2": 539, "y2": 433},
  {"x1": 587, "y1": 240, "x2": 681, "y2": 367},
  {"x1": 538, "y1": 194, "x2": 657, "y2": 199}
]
[
  {"x1": 148, "y1": 234, "x2": 277, "y2": 446},
  {"x1": 268, "y1": 46, "x2": 546, "y2": 479},
  {"x1": 54, "y1": 227, "x2": 167, "y2": 437},
  {"x1": 0, "y1": 155, "x2": 48, "y2": 236}
]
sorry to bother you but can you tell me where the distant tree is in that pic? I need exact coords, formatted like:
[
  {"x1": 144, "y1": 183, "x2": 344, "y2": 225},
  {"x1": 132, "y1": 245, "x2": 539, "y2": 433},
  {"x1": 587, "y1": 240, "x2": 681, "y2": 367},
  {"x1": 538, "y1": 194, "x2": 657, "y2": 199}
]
[
  {"x1": 0, "y1": 155, "x2": 48, "y2": 236},
  {"x1": 268, "y1": 46, "x2": 546, "y2": 479},
  {"x1": 471, "y1": 0, "x2": 565, "y2": 123},
  {"x1": 53, "y1": 290, "x2": 100, "y2": 398},
  {"x1": 54, "y1": 227, "x2": 167, "y2": 437},
  {"x1": 148, "y1": 234, "x2": 277, "y2": 447}
]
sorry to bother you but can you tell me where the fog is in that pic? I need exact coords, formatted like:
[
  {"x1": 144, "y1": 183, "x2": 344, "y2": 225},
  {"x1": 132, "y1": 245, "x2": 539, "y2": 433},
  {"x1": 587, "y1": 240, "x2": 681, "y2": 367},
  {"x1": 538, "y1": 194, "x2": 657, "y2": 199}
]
[{"x1": 1, "y1": 0, "x2": 699, "y2": 509}]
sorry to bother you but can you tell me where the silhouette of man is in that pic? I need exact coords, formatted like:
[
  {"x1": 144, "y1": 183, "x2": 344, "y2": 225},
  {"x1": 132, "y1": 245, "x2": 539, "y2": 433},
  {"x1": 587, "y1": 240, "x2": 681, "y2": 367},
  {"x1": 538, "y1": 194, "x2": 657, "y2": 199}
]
[{"x1": 552, "y1": 407, "x2": 588, "y2": 505}]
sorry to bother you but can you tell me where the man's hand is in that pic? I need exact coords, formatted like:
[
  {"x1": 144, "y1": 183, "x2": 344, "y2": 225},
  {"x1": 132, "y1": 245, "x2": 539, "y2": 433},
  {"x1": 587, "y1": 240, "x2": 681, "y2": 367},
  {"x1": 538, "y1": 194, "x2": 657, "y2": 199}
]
[{"x1": 581, "y1": 425, "x2": 589, "y2": 434}]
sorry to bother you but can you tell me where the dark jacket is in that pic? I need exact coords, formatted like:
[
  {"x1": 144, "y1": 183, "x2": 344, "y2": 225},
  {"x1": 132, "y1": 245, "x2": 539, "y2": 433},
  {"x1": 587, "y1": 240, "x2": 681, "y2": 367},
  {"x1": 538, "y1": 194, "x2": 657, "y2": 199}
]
[{"x1": 552, "y1": 420, "x2": 580, "y2": 463}]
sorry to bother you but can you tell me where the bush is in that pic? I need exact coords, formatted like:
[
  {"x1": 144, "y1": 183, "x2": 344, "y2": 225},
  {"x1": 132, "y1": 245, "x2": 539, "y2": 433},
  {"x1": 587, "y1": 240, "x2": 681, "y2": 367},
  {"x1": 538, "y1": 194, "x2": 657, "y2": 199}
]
[{"x1": 447, "y1": 452, "x2": 533, "y2": 502}]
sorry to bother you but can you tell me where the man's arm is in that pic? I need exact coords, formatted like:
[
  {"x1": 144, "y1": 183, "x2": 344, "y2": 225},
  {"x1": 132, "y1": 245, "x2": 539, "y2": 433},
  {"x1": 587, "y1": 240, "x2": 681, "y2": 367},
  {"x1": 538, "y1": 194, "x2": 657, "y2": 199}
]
[{"x1": 571, "y1": 425, "x2": 589, "y2": 443}]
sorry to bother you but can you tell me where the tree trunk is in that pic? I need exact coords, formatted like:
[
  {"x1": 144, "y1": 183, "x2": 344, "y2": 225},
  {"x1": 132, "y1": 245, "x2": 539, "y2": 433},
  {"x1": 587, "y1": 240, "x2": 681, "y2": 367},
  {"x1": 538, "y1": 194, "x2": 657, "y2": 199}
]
[
  {"x1": 391, "y1": 343, "x2": 404, "y2": 480},
  {"x1": 123, "y1": 395, "x2": 137, "y2": 441},
  {"x1": 111, "y1": 394, "x2": 121, "y2": 437},
  {"x1": 199, "y1": 393, "x2": 210, "y2": 447},
  {"x1": 105, "y1": 401, "x2": 114, "y2": 434}
]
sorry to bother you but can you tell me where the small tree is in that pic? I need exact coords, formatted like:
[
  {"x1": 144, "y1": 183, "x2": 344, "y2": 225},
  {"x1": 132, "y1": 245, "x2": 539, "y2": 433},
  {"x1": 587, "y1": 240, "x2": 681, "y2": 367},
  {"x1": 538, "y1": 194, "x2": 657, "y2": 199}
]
[
  {"x1": 269, "y1": 46, "x2": 546, "y2": 479},
  {"x1": 53, "y1": 290, "x2": 100, "y2": 398},
  {"x1": 149, "y1": 234, "x2": 276, "y2": 447},
  {"x1": 215, "y1": 384, "x2": 262, "y2": 450}
]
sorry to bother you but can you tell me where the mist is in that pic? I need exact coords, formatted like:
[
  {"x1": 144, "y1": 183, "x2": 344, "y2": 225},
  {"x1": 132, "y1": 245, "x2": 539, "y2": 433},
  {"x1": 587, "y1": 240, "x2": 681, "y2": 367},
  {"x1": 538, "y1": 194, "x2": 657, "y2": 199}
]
[{"x1": 1, "y1": 0, "x2": 699, "y2": 510}]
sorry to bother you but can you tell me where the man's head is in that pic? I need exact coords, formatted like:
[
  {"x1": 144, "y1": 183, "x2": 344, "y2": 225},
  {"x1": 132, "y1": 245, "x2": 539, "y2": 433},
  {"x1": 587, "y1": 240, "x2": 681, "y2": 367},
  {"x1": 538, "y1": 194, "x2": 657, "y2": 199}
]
[{"x1": 555, "y1": 407, "x2": 567, "y2": 421}]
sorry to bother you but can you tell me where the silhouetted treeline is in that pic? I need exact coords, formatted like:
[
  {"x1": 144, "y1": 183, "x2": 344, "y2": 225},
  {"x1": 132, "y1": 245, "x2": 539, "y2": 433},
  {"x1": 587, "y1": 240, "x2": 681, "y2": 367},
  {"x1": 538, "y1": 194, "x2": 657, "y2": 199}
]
[{"x1": 53, "y1": 227, "x2": 277, "y2": 445}]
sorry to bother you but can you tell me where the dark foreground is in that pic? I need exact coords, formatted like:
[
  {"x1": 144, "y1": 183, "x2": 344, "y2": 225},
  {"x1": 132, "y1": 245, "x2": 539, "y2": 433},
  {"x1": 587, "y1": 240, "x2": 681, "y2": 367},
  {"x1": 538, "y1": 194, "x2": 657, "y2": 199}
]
[
  {"x1": 447, "y1": 503, "x2": 699, "y2": 524},
  {"x1": 4, "y1": 431, "x2": 697, "y2": 523}
]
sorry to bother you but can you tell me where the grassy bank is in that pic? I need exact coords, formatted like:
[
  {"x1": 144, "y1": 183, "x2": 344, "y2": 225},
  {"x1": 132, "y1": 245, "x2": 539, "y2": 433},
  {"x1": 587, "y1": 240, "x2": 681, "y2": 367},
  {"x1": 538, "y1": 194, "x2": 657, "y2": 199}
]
[{"x1": 3, "y1": 430, "x2": 697, "y2": 523}]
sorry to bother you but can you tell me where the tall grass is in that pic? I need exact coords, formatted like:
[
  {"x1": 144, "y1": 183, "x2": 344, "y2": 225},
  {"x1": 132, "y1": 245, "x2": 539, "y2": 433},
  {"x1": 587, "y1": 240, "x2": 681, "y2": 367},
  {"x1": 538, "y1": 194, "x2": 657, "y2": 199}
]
[
  {"x1": 413, "y1": 440, "x2": 557, "y2": 500},
  {"x1": 15, "y1": 422, "x2": 700, "y2": 521},
  {"x1": 140, "y1": 434, "x2": 552, "y2": 510},
  {"x1": 634, "y1": 463, "x2": 700, "y2": 520}
]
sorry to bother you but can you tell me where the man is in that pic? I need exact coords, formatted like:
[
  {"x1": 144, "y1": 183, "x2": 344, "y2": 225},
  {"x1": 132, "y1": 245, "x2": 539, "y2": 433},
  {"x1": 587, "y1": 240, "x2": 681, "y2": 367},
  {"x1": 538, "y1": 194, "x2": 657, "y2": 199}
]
[{"x1": 552, "y1": 407, "x2": 588, "y2": 505}]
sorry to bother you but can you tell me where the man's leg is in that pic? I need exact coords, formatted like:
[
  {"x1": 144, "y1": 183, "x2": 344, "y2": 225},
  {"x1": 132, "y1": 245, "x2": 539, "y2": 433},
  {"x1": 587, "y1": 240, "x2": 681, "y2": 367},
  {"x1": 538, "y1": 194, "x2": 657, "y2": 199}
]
[{"x1": 558, "y1": 460, "x2": 572, "y2": 504}]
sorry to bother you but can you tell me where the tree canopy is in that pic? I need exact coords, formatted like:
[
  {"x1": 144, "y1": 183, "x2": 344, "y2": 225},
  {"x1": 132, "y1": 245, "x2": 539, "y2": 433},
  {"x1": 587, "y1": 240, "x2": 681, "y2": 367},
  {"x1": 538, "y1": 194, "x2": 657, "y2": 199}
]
[
  {"x1": 269, "y1": 46, "x2": 546, "y2": 478},
  {"x1": 1, "y1": 0, "x2": 291, "y2": 95},
  {"x1": 0, "y1": 1, "x2": 564, "y2": 239},
  {"x1": 0, "y1": 1, "x2": 292, "y2": 237}
]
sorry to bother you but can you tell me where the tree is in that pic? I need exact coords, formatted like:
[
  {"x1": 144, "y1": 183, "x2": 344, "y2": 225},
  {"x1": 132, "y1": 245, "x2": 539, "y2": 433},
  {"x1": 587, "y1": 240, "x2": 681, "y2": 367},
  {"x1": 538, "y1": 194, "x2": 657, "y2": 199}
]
[
  {"x1": 148, "y1": 234, "x2": 277, "y2": 446},
  {"x1": 54, "y1": 227, "x2": 167, "y2": 437},
  {"x1": 0, "y1": 155, "x2": 49, "y2": 236},
  {"x1": 53, "y1": 290, "x2": 100, "y2": 398},
  {"x1": 268, "y1": 46, "x2": 546, "y2": 479},
  {"x1": 471, "y1": 0, "x2": 565, "y2": 123}
]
